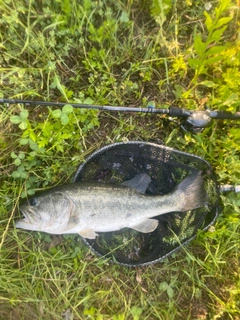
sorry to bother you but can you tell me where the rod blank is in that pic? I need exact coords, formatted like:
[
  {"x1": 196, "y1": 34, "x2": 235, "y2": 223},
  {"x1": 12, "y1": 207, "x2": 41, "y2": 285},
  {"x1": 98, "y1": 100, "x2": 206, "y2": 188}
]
[{"x1": 0, "y1": 98, "x2": 170, "y2": 114}]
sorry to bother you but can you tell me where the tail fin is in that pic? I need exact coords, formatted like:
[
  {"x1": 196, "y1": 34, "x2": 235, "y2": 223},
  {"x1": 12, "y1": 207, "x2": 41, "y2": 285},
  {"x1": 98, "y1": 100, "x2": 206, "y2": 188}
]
[{"x1": 176, "y1": 173, "x2": 208, "y2": 212}]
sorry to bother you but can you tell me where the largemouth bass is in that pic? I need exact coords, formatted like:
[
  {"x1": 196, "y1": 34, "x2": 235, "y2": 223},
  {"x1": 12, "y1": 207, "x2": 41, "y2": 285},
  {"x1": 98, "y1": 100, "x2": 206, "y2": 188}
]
[{"x1": 16, "y1": 173, "x2": 207, "y2": 239}]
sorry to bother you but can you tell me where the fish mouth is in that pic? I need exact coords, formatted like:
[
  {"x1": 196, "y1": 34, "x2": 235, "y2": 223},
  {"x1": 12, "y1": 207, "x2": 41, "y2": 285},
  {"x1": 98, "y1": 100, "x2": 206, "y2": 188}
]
[{"x1": 15, "y1": 207, "x2": 39, "y2": 228}]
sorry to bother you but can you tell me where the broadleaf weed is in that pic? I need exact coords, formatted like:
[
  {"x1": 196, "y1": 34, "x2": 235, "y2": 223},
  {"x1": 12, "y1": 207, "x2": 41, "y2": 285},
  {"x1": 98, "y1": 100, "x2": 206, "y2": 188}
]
[
  {"x1": 182, "y1": 0, "x2": 239, "y2": 107},
  {"x1": 187, "y1": 0, "x2": 233, "y2": 84}
]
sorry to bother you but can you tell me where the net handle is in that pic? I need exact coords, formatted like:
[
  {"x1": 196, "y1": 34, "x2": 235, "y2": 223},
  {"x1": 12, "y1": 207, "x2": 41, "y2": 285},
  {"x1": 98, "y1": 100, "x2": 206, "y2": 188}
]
[{"x1": 220, "y1": 185, "x2": 240, "y2": 193}]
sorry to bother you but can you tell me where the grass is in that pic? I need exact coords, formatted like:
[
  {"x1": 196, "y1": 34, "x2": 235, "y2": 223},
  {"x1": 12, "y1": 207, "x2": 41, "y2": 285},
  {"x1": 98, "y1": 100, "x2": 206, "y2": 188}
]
[{"x1": 0, "y1": 0, "x2": 240, "y2": 319}]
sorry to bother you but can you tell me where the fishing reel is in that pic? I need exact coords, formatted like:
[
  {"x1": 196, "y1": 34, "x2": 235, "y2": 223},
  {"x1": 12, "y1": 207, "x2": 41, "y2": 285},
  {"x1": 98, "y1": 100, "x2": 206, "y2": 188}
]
[
  {"x1": 181, "y1": 110, "x2": 212, "y2": 133},
  {"x1": 168, "y1": 106, "x2": 212, "y2": 133},
  {"x1": 168, "y1": 106, "x2": 239, "y2": 133}
]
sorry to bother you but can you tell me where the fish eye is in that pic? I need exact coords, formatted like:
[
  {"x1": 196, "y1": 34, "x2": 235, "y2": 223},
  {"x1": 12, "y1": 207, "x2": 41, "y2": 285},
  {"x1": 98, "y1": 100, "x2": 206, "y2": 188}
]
[{"x1": 29, "y1": 198, "x2": 38, "y2": 206}]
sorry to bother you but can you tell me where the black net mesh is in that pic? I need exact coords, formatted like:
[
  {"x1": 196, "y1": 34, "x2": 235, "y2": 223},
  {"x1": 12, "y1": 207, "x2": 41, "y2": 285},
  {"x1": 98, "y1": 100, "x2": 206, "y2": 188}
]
[{"x1": 73, "y1": 141, "x2": 221, "y2": 266}]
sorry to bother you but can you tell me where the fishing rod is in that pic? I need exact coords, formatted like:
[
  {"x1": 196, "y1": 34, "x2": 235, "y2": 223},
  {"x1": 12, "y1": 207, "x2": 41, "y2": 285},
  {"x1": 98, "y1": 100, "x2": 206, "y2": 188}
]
[{"x1": 1, "y1": 97, "x2": 240, "y2": 132}]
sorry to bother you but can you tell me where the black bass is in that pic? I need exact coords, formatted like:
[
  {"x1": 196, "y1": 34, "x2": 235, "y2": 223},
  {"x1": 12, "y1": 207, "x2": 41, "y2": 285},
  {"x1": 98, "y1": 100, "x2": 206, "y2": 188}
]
[{"x1": 16, "y1": 173, "x2": 207, "y2": 239}]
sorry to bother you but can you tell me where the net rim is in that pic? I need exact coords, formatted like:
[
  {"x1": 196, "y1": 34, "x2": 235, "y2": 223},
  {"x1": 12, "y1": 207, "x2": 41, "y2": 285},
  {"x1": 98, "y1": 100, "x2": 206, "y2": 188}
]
[{"x1": 73, "y1": 141, "x2": 220, "y2": 267}]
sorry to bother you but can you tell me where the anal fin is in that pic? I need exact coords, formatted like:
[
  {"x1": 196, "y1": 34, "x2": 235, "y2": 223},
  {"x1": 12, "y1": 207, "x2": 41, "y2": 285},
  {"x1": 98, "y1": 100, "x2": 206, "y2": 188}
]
[
  {"x1": 131, "y1": 219, "x2": 159, "y2": 233},
  {"x1": 79, "y1": 229, "x2": 98, "y2": 239}
]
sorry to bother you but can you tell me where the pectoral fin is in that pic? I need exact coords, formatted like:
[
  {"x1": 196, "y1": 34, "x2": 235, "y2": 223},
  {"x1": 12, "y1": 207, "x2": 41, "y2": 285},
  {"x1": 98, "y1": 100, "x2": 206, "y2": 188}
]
[
  {"x1": 79, "y1": 229, "x2": 98, "y2": 239},
  {"x1": 131, "y1": 219, "x2": 159, "y2": 233}
]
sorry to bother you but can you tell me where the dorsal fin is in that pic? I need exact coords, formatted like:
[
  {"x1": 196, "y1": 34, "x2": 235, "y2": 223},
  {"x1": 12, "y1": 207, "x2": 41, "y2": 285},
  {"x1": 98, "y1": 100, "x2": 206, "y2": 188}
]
[{"x1": 121, "y1": 173, "x2": 151, "y2": 194}]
